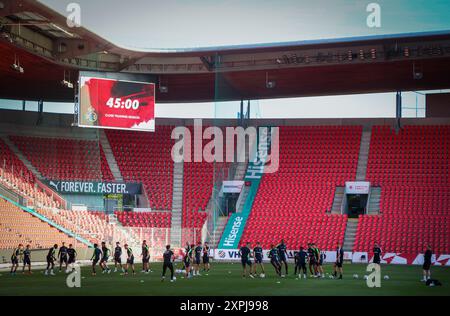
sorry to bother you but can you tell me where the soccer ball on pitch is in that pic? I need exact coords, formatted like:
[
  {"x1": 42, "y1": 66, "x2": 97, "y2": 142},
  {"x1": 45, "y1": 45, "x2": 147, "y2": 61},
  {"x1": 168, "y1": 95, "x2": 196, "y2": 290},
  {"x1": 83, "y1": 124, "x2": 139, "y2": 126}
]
[
  {"x1": 384, "y1": 275, "x2": 390, "y2": 280},
  {"x1": 363, "y1": 275, "x2": 368, "y2": 280},
  {"x1": 260, "y1": 273, "x2": 265, "y2": 278},
  {"x1": 173, "y1": 276, "x2": 177, "y2": 281},
  {"x1": 353, "y1": 274, "x2": 359, "y2": 279}
]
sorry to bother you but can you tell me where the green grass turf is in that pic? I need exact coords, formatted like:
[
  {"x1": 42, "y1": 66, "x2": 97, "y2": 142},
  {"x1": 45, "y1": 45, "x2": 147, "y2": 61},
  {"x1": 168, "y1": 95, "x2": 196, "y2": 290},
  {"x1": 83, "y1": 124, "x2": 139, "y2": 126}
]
[{"x1": 0, "y1": 262, "x2": 449, "y2": 296}]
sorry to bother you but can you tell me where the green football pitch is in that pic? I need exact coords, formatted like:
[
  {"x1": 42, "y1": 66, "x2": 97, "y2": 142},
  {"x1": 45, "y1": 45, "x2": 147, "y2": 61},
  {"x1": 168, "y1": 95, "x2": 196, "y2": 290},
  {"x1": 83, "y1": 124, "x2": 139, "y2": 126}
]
[{"x1": 0, "y1": 263, "x2": 449, "y2": 296}]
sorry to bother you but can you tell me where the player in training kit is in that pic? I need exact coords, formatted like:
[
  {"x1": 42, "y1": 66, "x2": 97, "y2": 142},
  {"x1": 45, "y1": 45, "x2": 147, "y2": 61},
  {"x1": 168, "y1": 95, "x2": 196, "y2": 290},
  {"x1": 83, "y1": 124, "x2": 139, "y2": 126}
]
[
  {"x1": 183, "y1": 245, "x2": 193, "y2": 278},
  {"x1": 294, "y1": 247, "x2": 308, "y2": 279},
  {"x1": 202, "y1": 242, "x2": 210, "y2": 273},
  {"x1": 67, "y1": 244, "x2": 77, "y2": 272},
  {"x1": 124, "y1": 244, "x2": 135, "y2": 275},
  {"x1": 314, "y1": 244, "x2": 324, "y2": 278},
  {"x1": 307, "y1": 243, "x2": 317, "y2": 276},
  {"x1": 373, "y1": 243, "x2": 382, "y2": 264},
  {"x1": 113, "y1": 242, "x2": 123, "y2": 272},
  {"x1": 45, "y1": 244, "x2": 58, "y2": 276},
  {"x1": 194, "y1": 242, "x2": 202, "y2": 276},
  {"x1": 252, "y1": 242, "x2": 265, "y2": 277},
  {"x1": 189, "y1": 244, "x2": 195, "y2": 276},
  {"x1": 100, "y1": 242, "x2": 111, "y2": 274},
  {"x1": 268, "y1": 244, "x2": 282, "y2": 276},
  {"x1": 239, "y1": 242, "x2": 254, "y2": 278},
  {"x1": 161, "y1": 245, "x2": 175, "y2": 282},
  {"x1": 22, "y1": 244, "x2": 32, "y2": 274},
  {"x1": 333, "y1": 242, "x2": 344, "y2": 279},
  {"x1": 141, "y1": 240, "x2": 150, "y2": 273},
  {"x1": 422, "y1": 244, "x2": 433, "y2": 282},
  {"x1": 185, "y1": 242, "x2": 191, "y2": 254},
  {"x1": 277, "y1": 239, "x2": 288, "y2": 276},
  {"x1": 58, "y1": 242, "x2": 68, "y2": 272},
  {"x1": 10, "y1": 244, "x2": 22, "y2": 275},
  {"x1": 91, "y1": 243, "x2": 102, "y2": 276}
]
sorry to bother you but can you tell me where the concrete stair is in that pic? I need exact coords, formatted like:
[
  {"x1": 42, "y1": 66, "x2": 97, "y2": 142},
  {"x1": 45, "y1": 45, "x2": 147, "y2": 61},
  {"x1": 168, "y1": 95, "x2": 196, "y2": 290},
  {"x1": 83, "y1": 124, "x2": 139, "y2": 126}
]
[
  {"x1": 367, "y1": 187, "x2": 381, "y2": 215},
  {"x1": 98, "y1": 130, "x2": 123, "y2": 182},
  {"x1": 233, "y1": 162, "x2": 248, "y2": 181},
  {"x1": 330, "y1": 186, "x2": 345, "y2": 214},
  {"x1": 0, "y1": 134, "x2": 43, "y2": 179},
  {"x1": 207, "y1": 216, "x2": 229, "y2": 249},
  {"x1": 232, "y1": 133, "x2": 250, "y2": 181},
  {"x1": 170, "y1": 162, "x2": 184, "y2": 247},
  {"x1": 343, "y1": 218, "x2": 358, "y2": 252},
  {"x1": 235, "y1": 185, "x2": 250, "y2": 213},
  {"x1": 355, "y1": 129, "x2": 372, "y2": 181}
]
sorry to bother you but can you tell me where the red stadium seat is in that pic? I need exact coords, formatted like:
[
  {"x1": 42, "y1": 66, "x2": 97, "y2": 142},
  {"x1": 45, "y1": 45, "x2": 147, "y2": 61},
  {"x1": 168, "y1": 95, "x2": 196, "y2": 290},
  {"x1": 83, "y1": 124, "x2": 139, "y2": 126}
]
[
  {"x1": 10, "y1": 136, "x2": 114, "y2": 182},
  {"x1": 239, "y1": 126, "x2": 361, "y2": 250},
  {"x1": 355, "y1": 125, "x2": 450, "y2": 255}
]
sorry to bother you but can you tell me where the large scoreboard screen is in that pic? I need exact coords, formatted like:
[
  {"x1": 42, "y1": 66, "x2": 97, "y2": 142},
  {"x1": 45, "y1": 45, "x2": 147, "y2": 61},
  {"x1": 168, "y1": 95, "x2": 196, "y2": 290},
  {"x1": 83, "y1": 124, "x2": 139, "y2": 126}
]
[{"x1": 78, "y1": 76, "x2": 155, "y2": 132}]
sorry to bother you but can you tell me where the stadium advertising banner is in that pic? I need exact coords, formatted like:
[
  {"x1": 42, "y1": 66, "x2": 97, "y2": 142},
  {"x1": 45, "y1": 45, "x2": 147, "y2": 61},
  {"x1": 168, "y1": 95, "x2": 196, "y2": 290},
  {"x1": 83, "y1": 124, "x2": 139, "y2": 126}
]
[
  {"x1": 213, "y1": 249, "x2": 349, "y2": 263},
  {"x1": 45, "y1": 180, "x2": 141, "y2": 195},
  {"x1": 214, "y1": 250, "x2": 450, "y2": 266},
  {"x1": 78, "y1": 76, "x2": 155, "y2": 132},
  {"x1": 345, "y1": 181, "x2": 370, "y2": 194},
  {"x1": 222, "y1": 181, "x2": 244, "y2": 193},
  {"x1": 352, "y1": 252, "x2": 450, "y2": 266}
]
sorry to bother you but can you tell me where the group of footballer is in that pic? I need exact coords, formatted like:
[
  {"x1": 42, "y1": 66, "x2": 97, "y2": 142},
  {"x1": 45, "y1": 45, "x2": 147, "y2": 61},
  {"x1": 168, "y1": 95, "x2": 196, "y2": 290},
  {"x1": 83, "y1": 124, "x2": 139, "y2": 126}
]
[
  {"x1": 8, "y1": 240, "x2": 212, "y2": 284},
  {"x1": 8, "y1": 239, "x2": 435, "y2": 282},
  {"x1": 238, "y1": 239, "x2": 345, "y2": 279}
]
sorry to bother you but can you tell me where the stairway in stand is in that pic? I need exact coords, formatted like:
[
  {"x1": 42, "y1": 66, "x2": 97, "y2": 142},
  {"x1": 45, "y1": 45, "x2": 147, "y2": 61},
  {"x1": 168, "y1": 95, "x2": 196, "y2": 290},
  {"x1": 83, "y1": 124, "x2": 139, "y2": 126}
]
[
  {"x1": 207, "y1": 216, "x2": 229, "y2": 249},
  {"x1": 343, "y1": 218, "x2": 358, "y2": 252},
  {"x1": 99, "y1": 130, "x2": 123, "y2": 182}
]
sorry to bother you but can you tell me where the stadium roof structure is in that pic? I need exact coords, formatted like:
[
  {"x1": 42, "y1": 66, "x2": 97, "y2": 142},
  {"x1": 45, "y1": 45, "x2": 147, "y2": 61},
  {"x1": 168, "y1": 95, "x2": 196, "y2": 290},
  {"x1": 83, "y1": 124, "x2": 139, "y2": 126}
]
[{"x1": 0, "y1": 0, "x2": 450, "y2": 103}]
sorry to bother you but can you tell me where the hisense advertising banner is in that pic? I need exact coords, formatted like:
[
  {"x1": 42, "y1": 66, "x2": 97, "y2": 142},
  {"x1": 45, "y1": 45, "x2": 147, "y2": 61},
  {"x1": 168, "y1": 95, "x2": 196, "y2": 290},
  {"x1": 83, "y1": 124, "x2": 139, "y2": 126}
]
[
  {"x1": 78, "y1": 76, "x2": 155, "y2": 132},
  {"x1": 46, "y1": 180, "x2": 142, "y2": 195}
]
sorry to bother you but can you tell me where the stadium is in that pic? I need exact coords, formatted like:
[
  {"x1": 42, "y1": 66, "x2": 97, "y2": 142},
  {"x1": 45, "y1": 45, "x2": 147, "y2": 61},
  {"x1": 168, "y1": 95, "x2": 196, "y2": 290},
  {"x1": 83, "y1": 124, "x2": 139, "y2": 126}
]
[{"x1": 0, "y1": 0, "x2": 449, "y2": 300}]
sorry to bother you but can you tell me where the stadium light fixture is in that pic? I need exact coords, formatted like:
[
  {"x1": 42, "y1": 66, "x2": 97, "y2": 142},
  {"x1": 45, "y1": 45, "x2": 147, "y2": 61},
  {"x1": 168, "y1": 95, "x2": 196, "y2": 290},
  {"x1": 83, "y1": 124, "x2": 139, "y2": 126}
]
[
  {"x1": 61, "y1": 70, "x2": 74, "y2": 89},
  {"x1": 404, "y1": 47, "x2": 410, "y2": 57},
  {"x1": 347, "y1": 50, "x2": 353, "y2": 61},
  {"x1": 265, "y1": 72, "x2": 276, "y2": 89},
  {"x1": 159, "y1": 76, "x2": 168, "y2": 93},
  {"x1": 413, "y1": 62, "x2": 423, "y2": 80},
  {"x1": 359, "y1": 50, "x2": 364, "y2": 60},
  {"x1": 11, "y1": 54, "x2": 24, "y2": 74}
]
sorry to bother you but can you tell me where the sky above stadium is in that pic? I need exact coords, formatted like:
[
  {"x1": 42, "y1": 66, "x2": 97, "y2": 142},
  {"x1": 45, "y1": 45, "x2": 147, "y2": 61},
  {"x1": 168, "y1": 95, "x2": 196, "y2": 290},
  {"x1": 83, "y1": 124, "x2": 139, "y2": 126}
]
[
  {"x1": 39, "y1": 0, "x2": 450, "y2": 49},
  {"x1": 32, "y1": 0, "x2": 450, "y2": 118}
]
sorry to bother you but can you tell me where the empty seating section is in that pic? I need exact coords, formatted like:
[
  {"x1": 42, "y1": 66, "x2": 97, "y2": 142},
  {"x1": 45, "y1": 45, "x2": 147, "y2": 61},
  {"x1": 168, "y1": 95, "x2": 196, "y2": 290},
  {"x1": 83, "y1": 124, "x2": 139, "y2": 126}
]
[
  {"x1": 106, "y1": 128, "x2": 173, "y2": 210},
  {"x1": 0, "y1": 198, "x2": 76, "y2": 249},
  {"x1": 182, "y1": 126, "x2": 229, "y2": 243},
  {"x1": 114, "y1": 211, "x2": 171, "y2": 228},
  {"x1": 37, "y1": 208, "x2": 129, "y2": 245},
  {"x1": 0, "y1": 139, "x2": 35, "y2": 183},
  {"x1": 240, "y1": 126, "x2": 362, "y2": 249},
  {"x1": 10, "y1": 136, "x2": 113, "y2": 181},
  {"x1": 0, "y1": 139, "x2": 58, "y2": 208},
  {"x1": 356, "y1": 125, "x2": 450, "y2": 254},
  {"x1": 88, "y1": 211, "x2": 169, "y2": 252}
]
